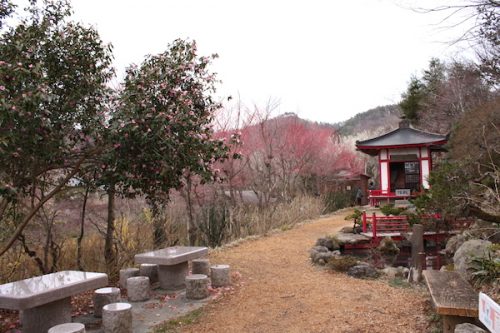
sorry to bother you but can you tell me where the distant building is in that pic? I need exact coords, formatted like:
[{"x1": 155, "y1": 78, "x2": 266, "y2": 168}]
[{"x1": 355, "y1": 119, "x2": 447, "y2": 206}]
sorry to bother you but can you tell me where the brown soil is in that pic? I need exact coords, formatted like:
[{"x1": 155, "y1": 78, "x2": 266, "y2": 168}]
[{"x1": 182, "y1": 210, "x2": 430, "y2": 333}]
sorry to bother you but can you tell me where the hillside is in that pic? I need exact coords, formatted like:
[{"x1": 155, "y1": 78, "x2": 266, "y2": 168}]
[{"x1": 335, "y1": 105, "x2": 401, "y2": 137}]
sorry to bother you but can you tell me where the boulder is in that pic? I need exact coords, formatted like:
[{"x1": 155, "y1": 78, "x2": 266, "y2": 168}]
[
  {"x1": 315, "y1": 237, "x2": 340, "y2": 251},
  {"x1": 454, "y1": 323, "x2": 486, "y2": 333},
  {"x1": 445, "y1": 234, "x2": 468, "y2": 256},
  {"x1": 381, "y1": 267, "x2": 399, "y2": 279},
  {"x1": 453, "y1": 239, "x2": 492, "y2": 281},
  {"x1": 347, "y1": 264, "x2": 379, "y2": 279},
  {"x1": 339, "y1": 226, "x2": 354, "y2": 234}
]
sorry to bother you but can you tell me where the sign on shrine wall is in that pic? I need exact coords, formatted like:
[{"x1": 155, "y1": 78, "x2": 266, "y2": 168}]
[
  {"x1": 395, "y1": 189, "x2": 411, "y2": 196},
  {"x1": 479, "y1": 292, "x2": 500, "y2": 333}
]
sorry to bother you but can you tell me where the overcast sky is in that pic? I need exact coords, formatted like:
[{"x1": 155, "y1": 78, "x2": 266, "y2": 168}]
[{"x1": 68, "y1": 0, "x2": 473, "y2": 124}]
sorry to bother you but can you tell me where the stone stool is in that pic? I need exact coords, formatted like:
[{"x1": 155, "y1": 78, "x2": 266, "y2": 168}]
[
  {"x1": 211, "y1": 264, "x2": 231, "y2": 287},
  {"x1": 119, "y1": 268, "x2": 139, "y2": 288},
  {"x1": 102, "y1": 302, "x2": 132, "y2": 333},
  {"x1": 192, "y1": 258, "x2": 210, "y2": 276},
  {"x1": 93, "y1": 287, "x2": 120, "y2": 318},
  {"x1": 127, "y1": 276, "x2": 150, "y2": 302},
  {"x1": 48, "y1": 323, "x2": 85, "y2": 333},
  {"x1": 185, "y1": 274, "x2": 209, "y2": 300},
  {"x1": 139, "y1": 263, "x2": 159, "y2": 284}
]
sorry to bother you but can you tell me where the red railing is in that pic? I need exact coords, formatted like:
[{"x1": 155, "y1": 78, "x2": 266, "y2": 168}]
[
  {"x1": 368, "y1": 189, "x2": 417, "y2": 206},
  {"x1": 362, "y1": 212, "x2": 410, "y2": 239},
  {"x1": 362, "y1": 212, "x2": 443, "y2": 240}
]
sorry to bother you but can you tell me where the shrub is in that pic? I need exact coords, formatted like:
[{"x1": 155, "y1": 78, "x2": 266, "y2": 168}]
[
  {"x1": 344, "y1": 208, "x2": 362, "y2": 232},
  {"x1": 469, "y1": 246, "x2": 500, "y2": 286},
  {"x1": 377, "y1": 237, "x2": 400, "y2": 256},
  {"x1": 327, "y1": 256, "x2": 358, "y2": 272},
  {"x1": 380, "y1": 204, "x2": 405, "y2": 216}
]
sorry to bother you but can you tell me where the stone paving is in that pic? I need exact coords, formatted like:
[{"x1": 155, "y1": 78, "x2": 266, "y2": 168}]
[{"x1": 76, "y1": 287, "x2": 212, "y2": 333}]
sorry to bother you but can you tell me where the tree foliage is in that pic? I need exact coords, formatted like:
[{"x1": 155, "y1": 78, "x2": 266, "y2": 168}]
[{"x1": 0, "y1": 0, "x2": 113, "y2": 254}]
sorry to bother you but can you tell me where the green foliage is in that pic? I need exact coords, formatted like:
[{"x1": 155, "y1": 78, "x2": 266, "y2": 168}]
[
  {"x1": 399, "y1": 76, "x2": 424, "y2": 121},
  {"x1": 198, "y1": 203, "x2": 229, "y2": 247},
  {"x1": 388, "y1": 277, "x2": 411, "y2": 289},
  {"x1": 327, "y1": 256, "x2": 358, "y2": 272},
  {"x1": 380, "y1": 204, "x2": 405, "y2": 216},
  {"x1": 469, "y1": 249, "x2": 500, "y2": 286},
  {"x1": 344, "y1": 208, "x2": 362, "y2": 232},
  {"x1": 102, "y1": 39, "x2": 230, "y2": 201},
  {"x1": 323, "y1": 191, "x2": 351, "y2": 213},
  {"x1": 377, "y1": 237, "x2": 400, "y2": 256}
]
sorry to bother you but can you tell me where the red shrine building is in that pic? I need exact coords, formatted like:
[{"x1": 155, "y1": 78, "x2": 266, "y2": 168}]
[{"x1": 355, "y1": 119, "x2": 447, "y2": 206}]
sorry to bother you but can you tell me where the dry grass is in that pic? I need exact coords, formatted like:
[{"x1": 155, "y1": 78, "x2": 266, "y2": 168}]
[{"x1": 0, "y1": 195, "x2": 323, "y2": 283}]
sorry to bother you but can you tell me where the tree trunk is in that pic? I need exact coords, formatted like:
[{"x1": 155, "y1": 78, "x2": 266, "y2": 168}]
[
  {"x1": 104, "y1": 184, "x2": 117, "y2": 278},
  {"x1": 77, "y1": 183, "x2": 90, "y2": 271},
  {"x1": 148, "y1": 199, "x2": 166, "y2": 248},
  {"x1": 185, "y1": 177, "x2": 197, "y2": 246}
]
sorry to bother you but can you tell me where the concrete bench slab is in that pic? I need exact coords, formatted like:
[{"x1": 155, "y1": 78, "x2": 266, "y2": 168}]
[
  {"x1": 0, "y1": 270, "x2": 107, "y2": 333},
  {"x1": 135, "y1": 246, "x2": 208, "y2": 290}
]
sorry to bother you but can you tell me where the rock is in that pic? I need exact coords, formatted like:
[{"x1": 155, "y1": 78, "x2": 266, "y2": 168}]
[
  {"x1": 347, "y1": 264, "x2": 379, "y2": 279},
  {"x1": 454, "y1": 323, "x2": 486, "y2": 333},
  {"x1": 311, "y1": 245, "x2": 329, "y2": 253},
  {"x1": 382, "y1": 267, "x2": 399, "y2": 278},
  {"x1": 311, "y1": 250, "x2": 336, "y2": 264},
  {"x1": 445, "y1": 234, "x2": 468, "y2": 256},
  {"x1": 453, "y1": 239, "x2": 492, "y2": 281},
  {"x1": 317, "y1": 259, "x2": 326, "y2": 265},
  {"x1": 315, "y1": 237, "x2": 340, "y2": 251},
  {"x1": 339, "y1": 226, "x2": 354, "y2": 234}
]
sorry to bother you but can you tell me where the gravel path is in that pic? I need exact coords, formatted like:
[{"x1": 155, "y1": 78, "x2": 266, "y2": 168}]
[{"x1": 182, "y1": 210, "x2": 430, "y2": 333}]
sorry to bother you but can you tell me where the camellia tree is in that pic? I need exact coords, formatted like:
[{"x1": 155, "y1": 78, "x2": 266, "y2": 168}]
[
  {"x1": 99, "y1": 39, "x2": 230, "y2": 270},
  {"x1": 0, "y1": 0, "x2": 113, "y2": 256}
]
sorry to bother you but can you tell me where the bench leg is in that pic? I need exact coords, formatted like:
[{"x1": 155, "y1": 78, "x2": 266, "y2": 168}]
[
  {"x1": 158, "y1": 262, "x2": 189, "y2": 290},
  {"x1": 21, "y1": 297, "x2": 71, "y2": 333},
  {"x1": 442, "y1": 315, "x2": 476, "y2": 333}
]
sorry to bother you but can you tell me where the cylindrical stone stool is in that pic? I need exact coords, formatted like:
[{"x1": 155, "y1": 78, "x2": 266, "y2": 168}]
[
  {"x1": 210, "y1": 264, "x2": 231, "y2": 287},
  {"x1": 185, "y1": 274, "x2": 209, "y2": 300},
  {"x1": 48, "y1": 323, "x2": 85, "y2": 333},
  {"x1": 119, "y1": 268, "x2": 139, "y2": 289},
  {"x1": 93, "y1": 287, "x2": 121, "y2": 318},
  {"x1": 127, "y1": 276, "x2": 150, "y2": 302},
  {"x1": 192, "y1": 259, "x2": 210, "y2": 276},
  {"x1": 139, "y1": 263, "x2": 159, "y2": 284},
  {"x1": 102, "y1": 302, "x2": 132, "y2": 333}
]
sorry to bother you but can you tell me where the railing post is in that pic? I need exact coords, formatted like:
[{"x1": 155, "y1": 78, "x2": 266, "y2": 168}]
[
  {"x1": 362, "y1": 211, "x2": 367, "y2": 233},
  {"x1": 372, "y1": 212, "x2": 377, "y2": 240}
]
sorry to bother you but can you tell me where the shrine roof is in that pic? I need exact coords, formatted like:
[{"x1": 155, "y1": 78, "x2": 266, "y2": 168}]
[{"x1": 355, "y1": 121, "x2": 448, "y2": 155}]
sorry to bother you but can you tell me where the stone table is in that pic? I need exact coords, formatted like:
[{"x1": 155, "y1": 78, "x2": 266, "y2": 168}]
[
  {"x1": 0, "y1": 270, "x2": 108, "y2": 333},
  {"x1": 135, "y1": 246, "x2": 208, "y2": 290}
]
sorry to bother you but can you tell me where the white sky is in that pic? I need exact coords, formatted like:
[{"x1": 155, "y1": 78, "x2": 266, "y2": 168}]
[{"x1": 69, "y1": 0, "x2": 474, "y2": 124}]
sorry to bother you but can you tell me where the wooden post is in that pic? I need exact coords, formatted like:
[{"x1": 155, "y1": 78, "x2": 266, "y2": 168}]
[
  {"x1": 372, "y1": 212, "x2": 377, "y2": 240},
  {"x1": 362, "y1": 211, "x2": 367, "y2": 233}
]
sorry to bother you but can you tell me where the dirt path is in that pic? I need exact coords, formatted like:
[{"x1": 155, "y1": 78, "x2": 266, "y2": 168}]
[{"x1": 181, "y1": 210, "x2": 430, "y2": 333}]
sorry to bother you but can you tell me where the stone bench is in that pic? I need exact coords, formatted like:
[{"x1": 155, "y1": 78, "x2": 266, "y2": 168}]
[
  {"x1": 102, "y1": 302, "x2": 132, "y2": 333},
  {"x1": 185, "y1": 274, "x2": 209, "y2": 300},
  {"x1": 135, "y1": 246, "x2": 208, "y2": 290},
  {"x1": 423, "y1": 270, "x2": 480, "y2": 333},
  {"x1": 119, "y1": 268, "x2": 139, "y2": 289},
  {"x1": 93, "y1": 287, "x2": 120, "y2": 318},
  {"x1": 127, "y1": 276, "x2": 150, "y2": 302},
  {"x1": 211, "y1": 264, "x2": 231, "y2": 287},
  {"x1": 48, "y1": 323, "x2": 86, "y2": 333},
  {"x1": 0, "y1": 270, "x2": 107, "y2": 333}
]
